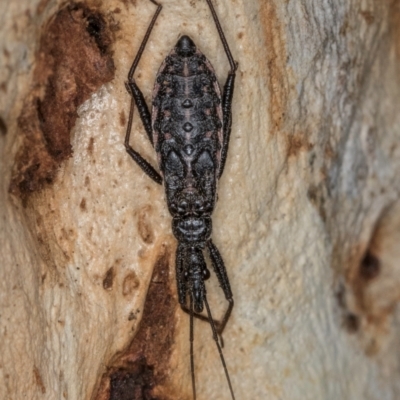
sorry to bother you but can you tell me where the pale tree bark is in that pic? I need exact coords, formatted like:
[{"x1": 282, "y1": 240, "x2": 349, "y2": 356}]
[{"x1": 1, "y1": 0, "x2": 400, "y2": 399}]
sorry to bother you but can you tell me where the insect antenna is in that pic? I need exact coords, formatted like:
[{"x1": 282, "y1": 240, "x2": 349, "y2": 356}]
[
  {"x1": 203, "y1": 297, "x2": 236, "y2": 400},
  {"x1": 190, "y1": 296, "x2": 197, "y2": 400}
]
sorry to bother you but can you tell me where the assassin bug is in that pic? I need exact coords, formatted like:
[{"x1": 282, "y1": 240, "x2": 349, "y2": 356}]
[{"x1": 124, "y1": 0, "x2": 237, "y2": 398}]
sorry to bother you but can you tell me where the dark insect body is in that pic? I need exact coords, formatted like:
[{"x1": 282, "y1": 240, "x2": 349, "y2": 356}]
[{"x1": 124, "y1": 1, "x2": 237, "y2": 399}]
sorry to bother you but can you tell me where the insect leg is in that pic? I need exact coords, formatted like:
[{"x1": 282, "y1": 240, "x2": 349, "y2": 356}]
[
  {"x1": 189, "y1": 295, "x2": 197, "y2": 400},
  {"x1": 124, "y1": 1, "x2": 163, "y2": 184},
  {"x1": 219, "y1": 70, "x2": 237, "y2": 179},
  {"x1": 207, "y1": 239, "x2": 234, "y2": 335},
  {"x1": 125, "y1": 98, "x2": 163, "y2": 184},
  {"x1": 125, "y1": 82, "x2": 155, "y2": 147},
  {"x1": 178, "y1": 250, "x2": 224, "y2": 347},
  {"x1": 204, "y1": 0, "x2": 236, "y2": 71},
  {"x1": 128, "y1": 0, "x2": 163, "y2": 80},
  {"x1": 176, "y1": 243, "x2": 187, "y2": 307},
  {"x1": 204, "y1": 296, "x2": 236, "y2": 400},
  {"x1": 177, "y1": 250, "x2": 222, "y2": 328},
  {"x1": 204, "y1": 0, "x2": 237, "y2": 178},
  {"x1": 179, "y1": 244, "x2": 230, "y2": 348},
  {"x1": 180, "y1": 303, "x2": 215, "y2": 325},
  {"x1": 126, "y1": 0, "x2": 162, "y2": 145}
]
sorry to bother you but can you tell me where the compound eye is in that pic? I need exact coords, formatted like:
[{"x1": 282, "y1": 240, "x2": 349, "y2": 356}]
[{"x1": 203, "y1": 268, "x2": 210, "y2": 280}]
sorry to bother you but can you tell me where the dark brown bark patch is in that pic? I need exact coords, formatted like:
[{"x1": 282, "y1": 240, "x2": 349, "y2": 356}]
[
  {"x1": 33, "y1": 366, "x2": 46, "y2": 394},
  {"x1": 80, "y1": 197, "x2": 87, "y2": 211},
  {"x1": 259, "y1": 1, "x2": 288, "y2": 133},
  {"x1": 343, "y1": 313, "x2": 361, "y2": 334},
  {"x1": 119, "y1": 110, "x2": 126, "y2": 127},
  {"x1": 95, "y1": 243, "x2": 178, "y2": 400},
  {"x1": 103, "y1": 267, "x2": 115, "y2": 290},
  {"x1": 122, "y1": 271, "x2": 140, "y2": 296},
  {"x1": 390, "y1": 0, "x2": 400, "y2": 63},
  {"x1": 137, "y1": 206, "x2": 155, "y2": 245},
  {"x1": 359, "y1": 10, "x2": 375, "y2": 25},
  {"x1": 336, "y1": 203, "x2": 400, "y2": 354},
  {"x1": 307, "y1": 183, "x2": 327, "y2": 223},
  {"x1": 259, "y1": 2, "x2": 313, "y2": 163},
  {"x1": 109, "y1": 362, "x2": 156, "y2": 400},
  {"x1": 87, "y1": 137, "x2": 95, "y2": 155},
  {"x1": 287, "y1": 132, "x2": 314, "y2": 158},
  {"x1": 0, "y1": 115, "x2": 7, "y2": 135},
  {"x1": 359, "y1": 251, "x2": 380, "y2": 281},
  {"x1": 36, "y1": 0, "x2": 51, "y2": 15},
  {"x1": 10, "y1": 2, "x2": 115, "y2": 201}
]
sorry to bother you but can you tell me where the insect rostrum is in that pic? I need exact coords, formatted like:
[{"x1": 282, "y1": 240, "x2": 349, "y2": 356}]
[{"x1": 124, "y1": 1, "x2": 237, "y2": 399}]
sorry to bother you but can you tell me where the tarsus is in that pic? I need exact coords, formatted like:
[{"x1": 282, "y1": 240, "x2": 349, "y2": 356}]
[{"x1": 204, "y1": 297, "x2": 236, "y2": 400}]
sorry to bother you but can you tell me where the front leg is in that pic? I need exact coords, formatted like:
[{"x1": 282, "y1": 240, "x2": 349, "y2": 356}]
[
  {"x1": 125, "y1": 81, "x2": 154, "y2": 146},
  {"x1": 125, "y1": 0, "x2": 161, "y2": 146}
]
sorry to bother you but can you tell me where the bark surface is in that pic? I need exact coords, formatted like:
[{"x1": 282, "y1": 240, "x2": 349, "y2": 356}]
[{"x1": 1, "y1": 0, "x2": 400, "y2": 399}]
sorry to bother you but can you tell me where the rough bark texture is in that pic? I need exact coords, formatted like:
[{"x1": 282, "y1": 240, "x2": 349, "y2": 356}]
[{"x1": 1, "y1": 0, "x2": 400, "y2": 399}]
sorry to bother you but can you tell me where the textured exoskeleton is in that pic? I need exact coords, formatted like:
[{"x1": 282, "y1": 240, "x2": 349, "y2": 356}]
[{"x1": 124, "y1": 1, "x2": 237, "y2": 399}]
